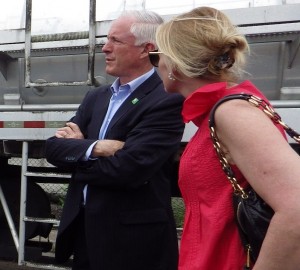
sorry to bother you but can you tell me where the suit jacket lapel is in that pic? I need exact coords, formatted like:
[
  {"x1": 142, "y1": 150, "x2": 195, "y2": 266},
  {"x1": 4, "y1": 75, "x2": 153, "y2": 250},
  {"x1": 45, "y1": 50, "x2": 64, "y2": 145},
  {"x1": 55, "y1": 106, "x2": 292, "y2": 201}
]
[
  {"x1": 90, "y1": 86, "x2": 112, "y2": 139},
  {"x1": 105, "y1": 72, "x2": 162, "y2": 134}
]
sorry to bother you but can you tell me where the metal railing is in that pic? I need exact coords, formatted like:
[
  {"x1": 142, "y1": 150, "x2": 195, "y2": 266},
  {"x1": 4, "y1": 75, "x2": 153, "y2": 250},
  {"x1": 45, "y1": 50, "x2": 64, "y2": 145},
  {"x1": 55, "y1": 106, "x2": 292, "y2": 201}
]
[{"x1": 24, "y1": 0, "x2": 96, "y2": 88}]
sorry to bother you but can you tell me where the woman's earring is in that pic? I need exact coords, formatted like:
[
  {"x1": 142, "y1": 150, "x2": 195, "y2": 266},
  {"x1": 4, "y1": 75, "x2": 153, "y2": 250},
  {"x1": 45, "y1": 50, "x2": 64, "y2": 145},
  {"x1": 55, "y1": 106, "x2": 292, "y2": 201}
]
[{"x1": 168, "y1": 72, "x2": 175, "y2": 81}]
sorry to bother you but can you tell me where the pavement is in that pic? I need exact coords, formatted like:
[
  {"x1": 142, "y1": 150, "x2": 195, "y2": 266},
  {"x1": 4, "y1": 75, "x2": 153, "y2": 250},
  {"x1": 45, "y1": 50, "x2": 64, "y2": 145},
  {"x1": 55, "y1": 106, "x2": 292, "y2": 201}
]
[
  {"x1": 0, "y1": 260, "x2": 43, "y2": 270},
  {"x1": 0, "y1": 227, "x2": 182, "y2": 270}
]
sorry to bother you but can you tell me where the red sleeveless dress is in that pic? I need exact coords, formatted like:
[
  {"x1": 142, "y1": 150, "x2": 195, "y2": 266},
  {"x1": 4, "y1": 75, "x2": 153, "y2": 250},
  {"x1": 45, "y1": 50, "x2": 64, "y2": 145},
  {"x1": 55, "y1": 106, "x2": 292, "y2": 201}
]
[{"x1": 178, "y1": 81, "x2": 286, "y2": 270}]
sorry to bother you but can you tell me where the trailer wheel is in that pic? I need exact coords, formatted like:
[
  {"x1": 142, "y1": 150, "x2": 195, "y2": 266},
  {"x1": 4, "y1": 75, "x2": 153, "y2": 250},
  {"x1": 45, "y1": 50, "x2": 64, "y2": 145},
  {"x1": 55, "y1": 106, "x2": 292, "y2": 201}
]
[{"x1": 0, "y1": 178, "x2": 53, "y2": 244}]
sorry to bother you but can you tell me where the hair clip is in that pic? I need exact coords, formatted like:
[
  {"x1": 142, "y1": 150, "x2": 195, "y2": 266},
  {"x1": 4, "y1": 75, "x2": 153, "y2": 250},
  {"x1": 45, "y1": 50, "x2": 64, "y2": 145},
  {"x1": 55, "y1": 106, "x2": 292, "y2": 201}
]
[{"x1": 215, "y1": 53, "x2": 234, "y2": 70}]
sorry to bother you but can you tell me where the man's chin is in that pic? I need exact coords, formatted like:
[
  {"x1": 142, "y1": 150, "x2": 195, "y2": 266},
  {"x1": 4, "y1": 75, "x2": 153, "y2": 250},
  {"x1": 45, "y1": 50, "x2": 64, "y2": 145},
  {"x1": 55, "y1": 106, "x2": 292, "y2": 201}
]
[{"x1": 105, "y1": 67, "x2": 116, "y2": 77}]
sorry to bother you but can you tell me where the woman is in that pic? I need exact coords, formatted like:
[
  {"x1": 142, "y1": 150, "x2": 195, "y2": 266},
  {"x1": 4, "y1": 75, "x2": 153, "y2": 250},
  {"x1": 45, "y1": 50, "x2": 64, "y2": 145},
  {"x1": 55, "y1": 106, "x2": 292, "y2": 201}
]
[{"x1": 149, "y1": 6, "x2": 300, "y2": 270}]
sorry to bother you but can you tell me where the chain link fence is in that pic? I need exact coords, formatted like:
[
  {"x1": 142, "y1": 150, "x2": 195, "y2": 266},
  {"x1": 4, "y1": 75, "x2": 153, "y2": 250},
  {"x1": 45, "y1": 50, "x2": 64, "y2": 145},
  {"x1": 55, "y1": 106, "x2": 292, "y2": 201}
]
[
  {"x1": 171, "y1": 197, "x2": 185, "y2": 239},
  {"x1": 7, "y1": 157, "x2": 185, "y2": 235},
  {"x1": 8, "y1": 157, "x2": 68, "y2": 221}
]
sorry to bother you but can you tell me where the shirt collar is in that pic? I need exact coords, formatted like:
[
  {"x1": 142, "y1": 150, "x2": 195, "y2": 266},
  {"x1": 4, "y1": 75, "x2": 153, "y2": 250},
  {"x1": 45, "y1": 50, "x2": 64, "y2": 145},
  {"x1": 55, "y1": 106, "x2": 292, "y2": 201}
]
[{"x1": 110, "y1": 68, "x2": 155, "y2": 94}]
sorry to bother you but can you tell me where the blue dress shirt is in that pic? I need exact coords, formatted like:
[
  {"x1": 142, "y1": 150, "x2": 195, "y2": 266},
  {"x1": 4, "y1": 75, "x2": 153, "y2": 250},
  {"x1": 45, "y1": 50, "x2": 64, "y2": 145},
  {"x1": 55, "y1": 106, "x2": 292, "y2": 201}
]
[{"x1": 83, "y1": 68, "x2": 155, "y2": 203}]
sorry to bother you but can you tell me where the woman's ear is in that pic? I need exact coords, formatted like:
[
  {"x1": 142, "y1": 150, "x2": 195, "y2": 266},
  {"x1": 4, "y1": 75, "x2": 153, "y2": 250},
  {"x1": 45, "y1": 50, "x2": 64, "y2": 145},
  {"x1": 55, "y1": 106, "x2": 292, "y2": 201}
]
[{"x1": 172, "y1": 68, "x2": 182, "y2": 80}]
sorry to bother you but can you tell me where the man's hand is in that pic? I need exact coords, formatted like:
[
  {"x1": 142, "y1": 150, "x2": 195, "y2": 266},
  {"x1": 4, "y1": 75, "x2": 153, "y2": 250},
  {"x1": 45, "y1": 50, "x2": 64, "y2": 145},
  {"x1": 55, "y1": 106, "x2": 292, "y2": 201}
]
[
  {"x1": 55, "y1": 122, "x2": 84, "y2": 139},
  {"x1": 92, "y1": 140, "x2": 125, "y2": 157}
]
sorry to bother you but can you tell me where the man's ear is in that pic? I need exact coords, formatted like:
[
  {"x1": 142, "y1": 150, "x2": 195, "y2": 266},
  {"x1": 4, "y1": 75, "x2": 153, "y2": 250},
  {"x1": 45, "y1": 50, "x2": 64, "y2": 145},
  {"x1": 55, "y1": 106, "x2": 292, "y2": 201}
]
[
  {"x1": 140, "y1": 43, "x2": 156, "y2": 60},
  {"x1": 146, "y1": 43, "x2": 156, "y2": 52},
  {"x1": 142, "y1": 43, "x2": 156, "y2": 54}
]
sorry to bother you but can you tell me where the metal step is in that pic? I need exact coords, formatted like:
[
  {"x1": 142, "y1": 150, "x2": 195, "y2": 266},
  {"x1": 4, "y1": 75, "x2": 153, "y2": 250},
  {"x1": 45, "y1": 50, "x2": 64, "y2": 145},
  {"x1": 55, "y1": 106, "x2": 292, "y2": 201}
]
[
  {"x1": 24, "y1": 216, "x2": 60, "y2": 226},
  {"x1": 24, "y1": 172, "x2": 71, "y2": 178},
  {"x1": 23, "y1": 261, "x2": 71, "y2": 270}
]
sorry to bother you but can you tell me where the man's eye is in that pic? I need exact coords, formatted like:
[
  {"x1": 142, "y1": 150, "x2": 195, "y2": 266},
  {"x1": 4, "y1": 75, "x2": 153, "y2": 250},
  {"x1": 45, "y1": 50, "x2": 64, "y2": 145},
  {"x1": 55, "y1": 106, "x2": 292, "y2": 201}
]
[{"x1": 109, "y1": 37, "x2": 122, "y2": 44}]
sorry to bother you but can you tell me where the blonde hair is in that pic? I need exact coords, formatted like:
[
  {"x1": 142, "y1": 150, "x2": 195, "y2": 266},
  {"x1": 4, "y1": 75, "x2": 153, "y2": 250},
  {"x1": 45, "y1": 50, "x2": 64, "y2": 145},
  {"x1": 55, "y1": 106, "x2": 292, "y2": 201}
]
[{"x1": 155, "y1": 7, "x2": 249, "y2": 82}]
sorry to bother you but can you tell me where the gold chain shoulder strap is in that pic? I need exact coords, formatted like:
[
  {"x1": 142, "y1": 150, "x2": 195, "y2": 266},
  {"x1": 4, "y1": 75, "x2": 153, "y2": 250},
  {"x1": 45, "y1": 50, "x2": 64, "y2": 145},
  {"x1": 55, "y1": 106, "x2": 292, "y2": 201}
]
[{"x1": 209, "y1": 93, "x2": 300, "y2": 198}]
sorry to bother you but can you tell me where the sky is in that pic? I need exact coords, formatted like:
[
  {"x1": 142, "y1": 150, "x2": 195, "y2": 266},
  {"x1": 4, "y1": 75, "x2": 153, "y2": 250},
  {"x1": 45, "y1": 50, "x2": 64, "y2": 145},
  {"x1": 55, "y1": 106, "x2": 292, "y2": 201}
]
[{"x1": 0, "y1": 0, "x2": 298, "y2": 33}]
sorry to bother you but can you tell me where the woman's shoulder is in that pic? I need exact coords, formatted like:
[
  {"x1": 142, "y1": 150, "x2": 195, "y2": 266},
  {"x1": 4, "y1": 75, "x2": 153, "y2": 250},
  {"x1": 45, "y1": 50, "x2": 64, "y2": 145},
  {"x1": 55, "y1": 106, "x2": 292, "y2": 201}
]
[{"x1": 225, "y1": 80, "x2": 265, "y2": 98}]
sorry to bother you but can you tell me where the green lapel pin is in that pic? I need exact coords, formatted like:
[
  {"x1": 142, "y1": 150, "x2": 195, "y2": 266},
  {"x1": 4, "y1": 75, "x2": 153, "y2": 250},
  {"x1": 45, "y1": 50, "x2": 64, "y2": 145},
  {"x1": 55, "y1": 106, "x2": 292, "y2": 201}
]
[{"x1": 131, "y1": 98, "x2": 139, "y2": 104}]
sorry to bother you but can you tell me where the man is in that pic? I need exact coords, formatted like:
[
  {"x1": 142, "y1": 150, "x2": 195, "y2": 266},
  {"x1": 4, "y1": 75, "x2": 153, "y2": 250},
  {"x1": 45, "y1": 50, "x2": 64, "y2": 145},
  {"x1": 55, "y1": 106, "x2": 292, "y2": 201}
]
[{"x1": 45, "y1": 10, "x2": 184, "y2": 270}]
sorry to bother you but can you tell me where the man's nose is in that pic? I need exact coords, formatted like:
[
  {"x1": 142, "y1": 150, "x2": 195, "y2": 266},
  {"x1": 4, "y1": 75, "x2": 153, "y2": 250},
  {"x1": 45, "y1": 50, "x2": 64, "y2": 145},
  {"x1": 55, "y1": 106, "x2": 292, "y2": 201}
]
[{"x1": 102, "y1": 40, "x2": 112, "y2": 53}]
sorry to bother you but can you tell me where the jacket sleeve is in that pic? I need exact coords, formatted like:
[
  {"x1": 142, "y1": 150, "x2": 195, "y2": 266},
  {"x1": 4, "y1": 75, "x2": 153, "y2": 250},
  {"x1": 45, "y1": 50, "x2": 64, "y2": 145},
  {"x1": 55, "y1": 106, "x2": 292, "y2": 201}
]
[
  {"x1": 45, "y1": 90, "x2": 98, "y2": 169},
  {"x1": 46, "y1": 89, "x2": 185, "y2": 189},
  {"x1": 74, "y1": 93, "x2": 185, "y2": 189}
]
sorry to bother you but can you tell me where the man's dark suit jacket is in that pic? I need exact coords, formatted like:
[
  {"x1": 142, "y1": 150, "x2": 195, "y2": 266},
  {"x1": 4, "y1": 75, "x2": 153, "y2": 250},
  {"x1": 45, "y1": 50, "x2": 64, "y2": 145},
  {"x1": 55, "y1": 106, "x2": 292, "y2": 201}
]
[{"x1": 45, "y1": 72, "x2": 185, "y2": 270}]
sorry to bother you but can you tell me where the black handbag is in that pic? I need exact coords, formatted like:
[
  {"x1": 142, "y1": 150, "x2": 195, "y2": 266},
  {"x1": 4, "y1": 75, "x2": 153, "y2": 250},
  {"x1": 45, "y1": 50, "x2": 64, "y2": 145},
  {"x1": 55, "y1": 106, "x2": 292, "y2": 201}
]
[{"x1": 208, "y1": 93, "x2": 300, "y2": 269}]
